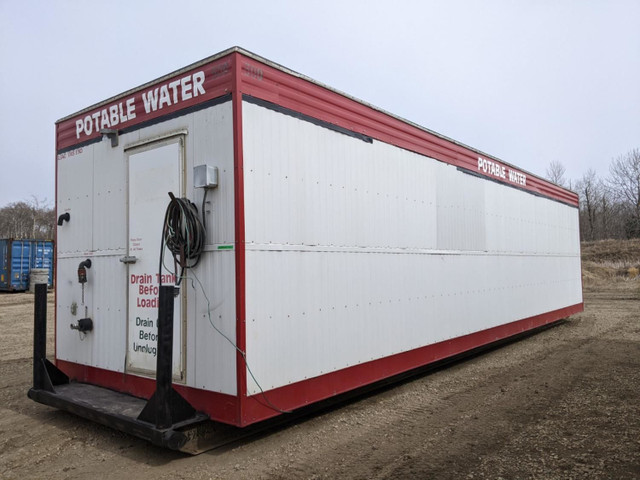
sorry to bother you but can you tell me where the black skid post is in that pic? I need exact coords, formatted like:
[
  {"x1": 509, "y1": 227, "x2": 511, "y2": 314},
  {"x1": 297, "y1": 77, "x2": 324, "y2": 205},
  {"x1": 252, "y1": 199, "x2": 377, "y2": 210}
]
[
  {"x1": 155, "y1": 284, "x2": 175, "y2": 429},
  {"x1": 31, "y1": 283, "x2": 68, "y2": 394},
  {"x1": 138, "y1": 285, "x2": 197, "y2": 432},
  {"x1": 33, "y1": 283, "x2": 49, "y2": 391}
]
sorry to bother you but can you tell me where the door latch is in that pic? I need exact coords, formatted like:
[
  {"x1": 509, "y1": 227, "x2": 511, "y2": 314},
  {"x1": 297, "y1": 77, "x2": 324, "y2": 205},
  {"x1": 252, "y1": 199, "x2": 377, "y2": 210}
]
[{"x1": 119, "y1": 256, "x2": 138, "y2": 264}]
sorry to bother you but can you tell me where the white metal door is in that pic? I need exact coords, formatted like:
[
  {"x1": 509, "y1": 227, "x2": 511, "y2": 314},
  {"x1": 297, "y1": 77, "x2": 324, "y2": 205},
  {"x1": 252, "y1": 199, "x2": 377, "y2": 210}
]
[{"x1": 126, "y1": 138, "x2": 185, "y2": 380}]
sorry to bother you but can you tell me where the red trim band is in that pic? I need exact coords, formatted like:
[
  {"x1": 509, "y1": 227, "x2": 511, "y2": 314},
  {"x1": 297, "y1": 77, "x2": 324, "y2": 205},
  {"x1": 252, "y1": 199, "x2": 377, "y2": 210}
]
[
  {"x1": 231, "y1": 53, "x2": 249, "y2": 425},
  {"x1": 55, "y1": 359, "x2": 239, "y2": 425}
]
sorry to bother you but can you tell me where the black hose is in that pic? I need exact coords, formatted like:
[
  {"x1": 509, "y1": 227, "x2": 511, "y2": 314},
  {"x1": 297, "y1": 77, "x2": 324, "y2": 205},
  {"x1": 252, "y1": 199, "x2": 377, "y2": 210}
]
[{"x1": 159, "y1": 192, "x2": 205, "y2": 286}]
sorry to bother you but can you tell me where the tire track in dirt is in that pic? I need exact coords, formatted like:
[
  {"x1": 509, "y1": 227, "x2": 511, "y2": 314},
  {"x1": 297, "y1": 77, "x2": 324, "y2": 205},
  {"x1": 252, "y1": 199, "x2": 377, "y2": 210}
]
[
  {"x1": 377, "y1": 336, "x2": 640, "y2": 479},
  {"x1": 266, "y1": 338, "x2": 586, "y2": 479}
]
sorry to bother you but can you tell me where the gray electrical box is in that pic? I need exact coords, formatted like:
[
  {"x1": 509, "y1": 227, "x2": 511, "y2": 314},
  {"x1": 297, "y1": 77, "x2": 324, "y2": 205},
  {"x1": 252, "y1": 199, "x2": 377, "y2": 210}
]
[{"x1": 194, "y1": 165, "x2": 219, "y2": 188}]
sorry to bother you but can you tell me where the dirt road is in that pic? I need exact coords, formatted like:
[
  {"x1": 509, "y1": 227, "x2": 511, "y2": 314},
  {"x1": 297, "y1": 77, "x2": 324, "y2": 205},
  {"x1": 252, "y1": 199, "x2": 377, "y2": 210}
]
[{"x1": 1, "y1": 281, "x2": 638, "y2": 479}]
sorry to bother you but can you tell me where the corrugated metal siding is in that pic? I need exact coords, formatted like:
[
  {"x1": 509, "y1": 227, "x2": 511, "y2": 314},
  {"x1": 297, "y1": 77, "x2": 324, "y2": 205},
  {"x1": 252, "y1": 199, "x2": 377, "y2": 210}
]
[
  {"x1": 31, "y1": 241, "x2": 54, "y2": 286},
  {"x1": 56, "y1": 256, "x2": 93, "y2": 366},
  {"x1": 56, "y1": 255, "x2": 128, "y2": 371},
  {"x1": 243, "y1": 107, "x2": 439, "y2": 250},
  {"x1": 93, "y1": 140, "x2": 128, "y2": 253},
  {"x1": 56, "y1": 137, "x2": 125, "y2": 371},
  {"x1": 189, "y1": 250, "x2": 237, "y2": 394},
  {"x1": 436, "y1": 164, "x2": 486, "y2": 252},
  {"x1": 186, "y1": 101, "x2": 237, "y2": 394},
  {"x1": 242, "y1": 101, "x2": 582, "y2": 395},
  {"x1": 0, "y1": 240, "x2": 54, "y2": 291},
  {"x1": 244, "y1": 251, "x2": 581, "y2": 392},
  {"x1": 57, "y1": 151, "x2": 94, "y2": 254},
  {"x1": 188, "y1": 100, "x2": 236, "y2": 245},
  {"x1": 0, "y1": 240, "x2": 31, "y2": 290}
]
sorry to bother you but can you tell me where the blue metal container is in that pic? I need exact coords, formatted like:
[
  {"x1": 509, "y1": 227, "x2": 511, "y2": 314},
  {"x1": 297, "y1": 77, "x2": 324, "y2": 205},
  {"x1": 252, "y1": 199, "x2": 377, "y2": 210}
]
[
  {"x1": 31, "y1": 240, "x2": 54, "y2": 287},
  {"x1": 0, "y1": 239, "x2": 54, "y2": 291}
]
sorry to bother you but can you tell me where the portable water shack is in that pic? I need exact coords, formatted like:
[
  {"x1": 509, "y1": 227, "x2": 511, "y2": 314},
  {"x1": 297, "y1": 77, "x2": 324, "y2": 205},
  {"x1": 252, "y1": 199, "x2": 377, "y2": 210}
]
[
  {"x1": 0, "y1": 239, "x2": 54, "y2": 292},
  {"x1": 29, "y1": 47, "x2": 583, "y2": 451}
]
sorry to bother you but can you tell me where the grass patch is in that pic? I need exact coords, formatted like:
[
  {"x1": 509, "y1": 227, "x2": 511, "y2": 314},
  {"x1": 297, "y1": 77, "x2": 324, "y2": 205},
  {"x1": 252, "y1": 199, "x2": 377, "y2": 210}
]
[{"x1": 581, "y1": 239, "x2": 640, "y2": 286}]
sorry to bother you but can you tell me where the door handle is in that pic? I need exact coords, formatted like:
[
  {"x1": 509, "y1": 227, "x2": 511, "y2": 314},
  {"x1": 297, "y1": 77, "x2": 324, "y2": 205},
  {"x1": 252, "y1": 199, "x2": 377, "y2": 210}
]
[{"x1": 119, "y1": 256, "x2": 138, "y2": 264}]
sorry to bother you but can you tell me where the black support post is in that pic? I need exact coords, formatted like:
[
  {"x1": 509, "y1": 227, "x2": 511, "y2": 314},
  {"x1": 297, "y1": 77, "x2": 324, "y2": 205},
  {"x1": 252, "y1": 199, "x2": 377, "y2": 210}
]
[
  {"x1": 137, "y1": 285, "x2": 197, "y2": 433},
  {"x1": 155, "y1": 285, "x2": 175, "y2": 429},
  {"x1": 29, "y1": 283, "x2": 68, "y2": 395},
  {"x1": 33, "y1": 283, "x2": 48, "y2": 391}
]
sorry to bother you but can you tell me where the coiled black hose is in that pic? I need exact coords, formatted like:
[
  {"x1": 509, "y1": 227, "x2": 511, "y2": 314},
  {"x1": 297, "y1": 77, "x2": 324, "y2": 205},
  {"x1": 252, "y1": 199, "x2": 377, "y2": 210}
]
[{"x1": 159, "y1": 192, "x2": 205, "y2": 285}]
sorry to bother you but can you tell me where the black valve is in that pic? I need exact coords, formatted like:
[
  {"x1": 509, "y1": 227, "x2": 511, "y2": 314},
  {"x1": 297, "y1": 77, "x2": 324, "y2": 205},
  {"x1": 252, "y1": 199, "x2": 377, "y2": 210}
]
[
  {"x1": 70, "y1": 318, "x2": 93, "y2": 333},
  {"x1": 57, "y1": 212, "x2": 70, "y2": 226},
  {"x1": 78, "y1": 259, "x2": 92, "y2": 284}
]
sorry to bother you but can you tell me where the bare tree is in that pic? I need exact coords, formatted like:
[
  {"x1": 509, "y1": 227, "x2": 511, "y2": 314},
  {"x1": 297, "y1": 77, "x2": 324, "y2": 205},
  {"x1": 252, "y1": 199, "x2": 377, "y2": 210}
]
[
  {"x1": 545, "y1": 160, "x2": 567, "y2": 186},
  {"x1": 608, "y1": 148, "x2": 640, "y2": 238},
  {"x1": 594, "y1": 179, "x2": 627, "y2": 239},
  {"x1": 0, "y1": 197, "x2": 55, "y2": 240},
  {"x1": 575, "y1": 169, "x2": 600, "y2": 240},
  {"x1": 598, "y1": 179, "x2": 612, "y2": 239}
]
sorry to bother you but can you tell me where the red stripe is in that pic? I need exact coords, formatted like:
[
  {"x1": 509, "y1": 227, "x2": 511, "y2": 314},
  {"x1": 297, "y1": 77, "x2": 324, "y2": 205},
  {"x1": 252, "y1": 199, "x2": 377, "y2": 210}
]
[
  {"x1": 231, "y1": 52, "x2": 248, "y2": 426},
  {"x1": 54, "y1": 129, "x2": 59, "y2": 360}
]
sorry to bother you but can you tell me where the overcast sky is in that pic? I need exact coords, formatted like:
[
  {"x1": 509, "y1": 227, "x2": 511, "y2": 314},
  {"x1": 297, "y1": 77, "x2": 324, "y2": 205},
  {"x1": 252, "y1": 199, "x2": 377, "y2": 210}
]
[{"x1": 0, "y1": 0, "x2": 638, "y2": 207}]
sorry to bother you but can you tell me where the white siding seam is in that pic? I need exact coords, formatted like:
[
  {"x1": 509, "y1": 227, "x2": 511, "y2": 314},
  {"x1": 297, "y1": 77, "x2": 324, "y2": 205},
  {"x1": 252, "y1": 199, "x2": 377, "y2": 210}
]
[{"x1": 244, "y1": 245, "x2": 579, "y2": 257}]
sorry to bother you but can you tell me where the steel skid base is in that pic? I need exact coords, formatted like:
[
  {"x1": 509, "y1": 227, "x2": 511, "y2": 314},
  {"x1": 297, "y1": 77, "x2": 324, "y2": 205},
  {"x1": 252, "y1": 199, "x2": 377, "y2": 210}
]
[
  {"x1": 27, "y1": 284, "x2": 214, "y2": 453},
  {"x1": 28, "y1": 382, "x2": 209, "y2": 451}
]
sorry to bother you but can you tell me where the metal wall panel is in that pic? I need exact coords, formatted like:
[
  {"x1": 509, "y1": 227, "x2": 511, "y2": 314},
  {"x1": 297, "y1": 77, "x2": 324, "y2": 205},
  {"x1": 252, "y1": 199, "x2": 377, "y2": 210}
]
[
  {"x1": 92, "y1": 140, "x2": 128, "y2": 253},
  {"x1": 189, "y1": 250, "x2": 237, "y2": 394},
  {"x1": 242, "y1": 101, "x2": 582, "y2": 395},
  {"x1": 244, "y1": 251, "x2": 582, "y2": 393},
  {"x1": 56, "y1": 256, "x2": 93, "y2": 366},
  {"x1": 56, "y1": 255, "x2": 128, "y2": 371},
  {"x1": 243, "y1": 103, "x2": 439, "y2": 250},
  {"x1": 436, "y1": 163, "x2": 486, "y2": 252},
  {"x1": 56, "y1": 101, "x2": 236, "y2": 394},
  {"x1": 57, "y1": 150, "x2": 94, "y2": 254},
  {"x1": 186, "y1": 101, "x2": 237, "y2": 394}
]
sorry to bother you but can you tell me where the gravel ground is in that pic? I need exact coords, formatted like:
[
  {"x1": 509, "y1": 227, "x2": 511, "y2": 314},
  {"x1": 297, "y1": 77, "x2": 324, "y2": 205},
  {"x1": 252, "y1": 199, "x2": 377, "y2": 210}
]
[{"x1": 0, "y1": 281, "x2": 638, "y2": 479}]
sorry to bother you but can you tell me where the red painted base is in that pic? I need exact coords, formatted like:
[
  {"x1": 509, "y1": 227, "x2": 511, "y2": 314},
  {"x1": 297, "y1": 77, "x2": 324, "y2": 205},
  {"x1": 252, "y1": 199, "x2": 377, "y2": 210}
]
[{"x1": 56, "y1": 359, "x2": 239, "y2": 425}]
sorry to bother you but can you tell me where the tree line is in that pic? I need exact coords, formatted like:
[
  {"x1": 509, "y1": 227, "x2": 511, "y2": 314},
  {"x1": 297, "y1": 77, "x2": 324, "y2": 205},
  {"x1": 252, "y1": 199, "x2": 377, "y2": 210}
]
[
  {"x1": 546, "y1": 148, "x2": 640, "y2": 241},
  {"x1": 0, "y1": 197, "x2": 55, "y2": 240}
]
